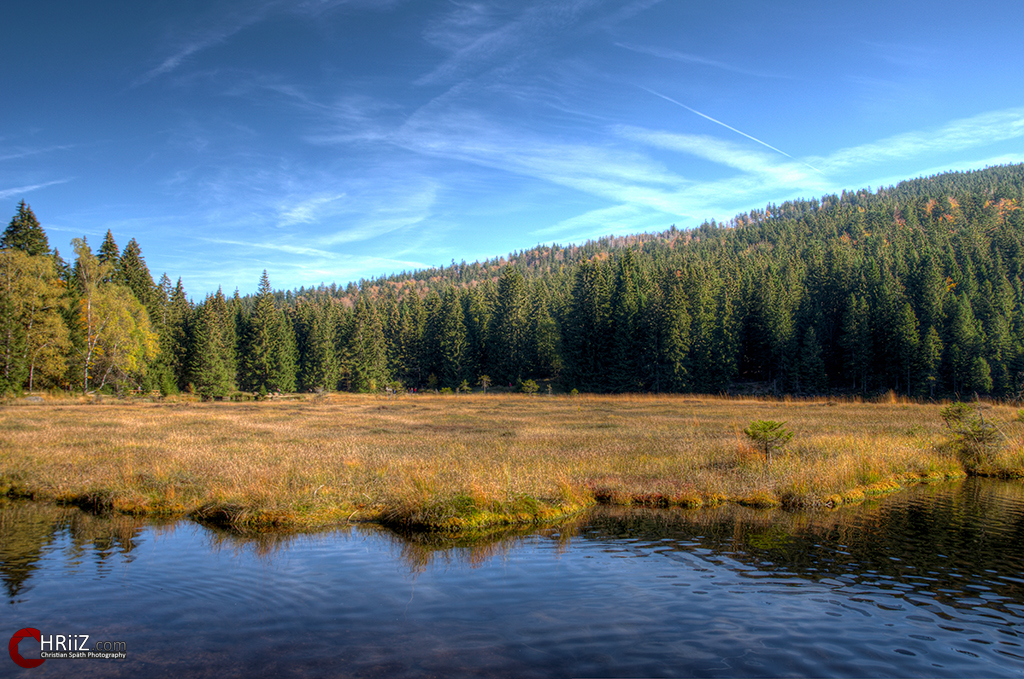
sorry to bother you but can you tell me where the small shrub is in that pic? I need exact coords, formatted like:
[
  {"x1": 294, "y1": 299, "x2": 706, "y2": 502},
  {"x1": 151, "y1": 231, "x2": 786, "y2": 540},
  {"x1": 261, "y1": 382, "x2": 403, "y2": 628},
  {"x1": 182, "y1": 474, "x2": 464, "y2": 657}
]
[
  {"x1": 940, "y1": 402, "x2": 1000, "y2": 472},
  {"x1": 520, "y1": 379, "x2": 539, "y2": 395},
  {"x1": 743, "y1": 420, "x2": 793, "y2": 464}
]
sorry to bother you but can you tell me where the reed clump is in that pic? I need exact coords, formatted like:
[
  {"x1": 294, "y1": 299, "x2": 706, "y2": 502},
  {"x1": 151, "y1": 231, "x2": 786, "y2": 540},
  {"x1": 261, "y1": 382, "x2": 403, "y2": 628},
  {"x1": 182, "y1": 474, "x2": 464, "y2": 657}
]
[{"x1": 1, "y1": 393, "x2": 1018, "y2": 531}]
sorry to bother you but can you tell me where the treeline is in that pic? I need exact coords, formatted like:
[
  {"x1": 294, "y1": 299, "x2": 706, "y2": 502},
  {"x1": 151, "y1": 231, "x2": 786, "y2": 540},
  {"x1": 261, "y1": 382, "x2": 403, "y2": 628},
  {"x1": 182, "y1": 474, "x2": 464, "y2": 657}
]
[{"x1": 3, "y1": 164, "x2": 1024, "y2": 398}]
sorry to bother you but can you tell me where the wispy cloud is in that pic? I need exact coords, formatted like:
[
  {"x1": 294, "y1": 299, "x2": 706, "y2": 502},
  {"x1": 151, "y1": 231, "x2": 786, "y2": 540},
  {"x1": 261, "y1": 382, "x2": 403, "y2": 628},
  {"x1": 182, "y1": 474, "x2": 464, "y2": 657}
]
[
  {"x1": 639, "y1": 87, "x2": 823, "y2": 173},
  {"x1": 135, "y1": 7, "x2": 270, "y2": 86},
  {"x1": 393, "y1": 106, "x2": 686, "y2": 210},
  {"x1": 531, "y1": 203, "x2": 668, "y2": 241},
  {"x1": 277, "y1": 193, "x2": 347, "y2": 226},
  {"x1": 201, "y1": 236, "x2": 336, "y2": 259},
  {"x1": 416, "y1": 0, "x2": 599, "y2": 86},
  {"x1": 814, "y1": 108, "x2": 1024, "y2": 173},
  {"x1": 0, "y1": 144, "x2": 77, "y2": 163},
  {"x1": 0, "y1": 179, "x2": 73, "y2": 201},
  {"x1": 319, "y1": 183, "x2": 438, "y2": 246},
  {"x1": 616, "y1": 42, "x2": 785, "y2": 79}
]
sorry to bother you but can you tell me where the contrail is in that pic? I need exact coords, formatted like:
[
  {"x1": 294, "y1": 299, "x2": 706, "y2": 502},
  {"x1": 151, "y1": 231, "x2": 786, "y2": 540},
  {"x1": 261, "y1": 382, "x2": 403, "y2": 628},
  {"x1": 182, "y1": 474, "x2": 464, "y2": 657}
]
[{"x1": 641, "y1": 86, "x2": 822, "y2": 174}]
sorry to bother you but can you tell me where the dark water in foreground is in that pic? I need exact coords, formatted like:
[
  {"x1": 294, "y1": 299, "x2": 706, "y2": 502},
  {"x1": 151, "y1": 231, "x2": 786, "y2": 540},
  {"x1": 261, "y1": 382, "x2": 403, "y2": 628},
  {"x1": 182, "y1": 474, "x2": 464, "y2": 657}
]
[{"x1": 2, "y1": 480, "x2": 1023, "y2": 678}]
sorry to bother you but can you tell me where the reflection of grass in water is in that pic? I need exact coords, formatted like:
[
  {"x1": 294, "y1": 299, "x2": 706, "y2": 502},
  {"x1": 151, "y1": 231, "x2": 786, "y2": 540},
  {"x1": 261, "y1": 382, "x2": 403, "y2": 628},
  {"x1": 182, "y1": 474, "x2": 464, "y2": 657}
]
[
  {"x1": 2, "y1": 393, "x2": 1018, "y2": 532},
  {"x1": 368, "y1": 519, "x2": 583, "y2": 573}
]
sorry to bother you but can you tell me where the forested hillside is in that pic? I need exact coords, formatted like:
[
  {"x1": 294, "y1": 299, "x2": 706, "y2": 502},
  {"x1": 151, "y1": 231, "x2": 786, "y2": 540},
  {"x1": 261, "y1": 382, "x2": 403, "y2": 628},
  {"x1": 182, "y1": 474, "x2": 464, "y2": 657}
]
[{"x1": 3, "y1": 164, "x2": 1024, "y2": 399}]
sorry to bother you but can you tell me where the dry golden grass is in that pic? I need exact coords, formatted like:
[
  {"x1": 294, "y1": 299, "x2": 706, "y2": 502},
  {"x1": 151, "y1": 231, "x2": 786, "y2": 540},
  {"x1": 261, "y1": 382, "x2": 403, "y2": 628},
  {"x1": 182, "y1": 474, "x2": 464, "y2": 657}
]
[{"x1": 1, "y1": 393, "x2": 1020, "y2": 531}]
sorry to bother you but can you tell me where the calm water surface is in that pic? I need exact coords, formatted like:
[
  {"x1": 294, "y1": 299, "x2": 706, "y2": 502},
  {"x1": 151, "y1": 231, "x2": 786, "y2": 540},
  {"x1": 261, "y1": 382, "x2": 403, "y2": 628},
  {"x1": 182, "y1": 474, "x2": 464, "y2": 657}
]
[{"x1": 3, "y1": 479, "x2": 1023, "y2": 678}]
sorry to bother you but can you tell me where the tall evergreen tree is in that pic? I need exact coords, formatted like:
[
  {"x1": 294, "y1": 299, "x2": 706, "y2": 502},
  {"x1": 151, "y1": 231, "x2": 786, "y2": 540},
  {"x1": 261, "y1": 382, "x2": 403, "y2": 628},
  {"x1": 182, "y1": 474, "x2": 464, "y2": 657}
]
[
  {"x1": 562, "y1": 260, "x2": 611, "y2": 391},
  {"x1": 489, "y1": 266, "x2": 531, "y2": 385},
  {"x1": 346, "y1": 295, "x2": 388, "y2": 392},
  {"x1": 238, "y1": 271, "x2": 294, "y2": 392},
  {"x1": 1, "y1": 201, "x2": 49, "y2": 256},
  {"x1": 166, "y1": 279, "x2": 193, "y2": 392},
  {"x1": 97, "y1": 230, "x2": 119, "y2": 282},
  {"x1": 438, "y1": 287, "x2": 467, "y2": 388},
  {"x1": 608, "y1": 251, "x2": 646, "y2": 391},
  {"x1": 296, "y1": 299, "x2": 340, "y2": 392},
  {"x1": 116, "y1": 239, "x2": 157, "y2": 317},
  {"x1": 188, "y1": 294, "x2": 234, "y2": 399}
]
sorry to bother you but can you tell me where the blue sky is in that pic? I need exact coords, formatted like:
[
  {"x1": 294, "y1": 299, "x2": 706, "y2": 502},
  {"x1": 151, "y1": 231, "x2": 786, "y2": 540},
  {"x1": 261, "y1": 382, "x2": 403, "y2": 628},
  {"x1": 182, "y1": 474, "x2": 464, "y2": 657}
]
[{"x1": 4, "y1": 0, "x2": 1024, "y2": 296}]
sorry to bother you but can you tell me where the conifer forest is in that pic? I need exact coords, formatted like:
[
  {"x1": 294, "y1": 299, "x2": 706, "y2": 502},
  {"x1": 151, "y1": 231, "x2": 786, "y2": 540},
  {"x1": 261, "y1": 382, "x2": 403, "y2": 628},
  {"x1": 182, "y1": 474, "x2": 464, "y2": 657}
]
[{"x1": 3, "y1": 164, "x2": 1024, "y2": 400}]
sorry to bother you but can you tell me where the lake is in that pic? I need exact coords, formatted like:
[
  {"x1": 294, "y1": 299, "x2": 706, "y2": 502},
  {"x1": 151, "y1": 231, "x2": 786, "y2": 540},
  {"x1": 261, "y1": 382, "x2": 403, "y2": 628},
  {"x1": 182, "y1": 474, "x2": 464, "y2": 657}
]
[{"x1": 3, "y1": 478, "x2": 1023, "y2": 677}]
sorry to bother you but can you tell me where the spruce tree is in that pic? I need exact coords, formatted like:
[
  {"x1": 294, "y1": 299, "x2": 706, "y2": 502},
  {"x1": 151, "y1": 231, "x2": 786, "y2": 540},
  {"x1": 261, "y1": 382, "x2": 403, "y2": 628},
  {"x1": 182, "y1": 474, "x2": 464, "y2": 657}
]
[
  {"x1": 438, "y1": 287, "x2": 467, "y2": 388},
  {"x1": 658, "y1": 270, "x2": 692, "y2": 392},
  {"x1": 239, "y1": 271, "x2": 296, "y2": 392},
  {"x1": 489, "y1": 266, "x2": 531, "y2": 384},
  {"x1": 562, "y1": 260, "x2": 611, "y2": 391},
  {"x1": 608, "y1": 251, "x2": 645, "y2": 391},
  {"x1": 296, "y1": 300, "x2": 339, "y2": 392},
  {"x1": 188, "y1": 296, "x2": 234, "y2": 399},
  {"x1": 116, "y1": 239, "x2": 158, "y2": 318},
  {"x1": 1, "y1": 201, "x2": 49, "y2": 256},
  {"x1": 97, "y1": 230, "x2": 119, "y2": 282},
  {"x1": 397, "y1": 290, "x2": 426, "y2": 387},
  {"x1": 894, "y1": 301, "x2": 920, "y2": 396},
  {"x1": 166, "y1": 279, "x2": 193, "y2": 392},
  {"x1": 799, "y1": 326, "x2": 827, "y2": 393},
  {"x1": 347, "y1": 295, "x2": 388, "y2": 392}
]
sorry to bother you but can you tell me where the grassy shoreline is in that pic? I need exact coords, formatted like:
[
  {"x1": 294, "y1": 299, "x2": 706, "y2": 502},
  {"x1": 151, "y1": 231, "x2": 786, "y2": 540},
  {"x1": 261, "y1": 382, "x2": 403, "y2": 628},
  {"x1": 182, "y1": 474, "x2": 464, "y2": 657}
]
[{"x1": 2, "y1": 393, "x2": 1022, "y2": 532}]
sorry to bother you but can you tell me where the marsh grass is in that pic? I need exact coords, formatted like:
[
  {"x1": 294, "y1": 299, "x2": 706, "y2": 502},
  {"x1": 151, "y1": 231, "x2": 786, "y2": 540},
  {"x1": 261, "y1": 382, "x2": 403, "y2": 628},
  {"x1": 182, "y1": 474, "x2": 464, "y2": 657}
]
[{"x1": 1, "y1": 393, "x2": 1020, "y2": 531}]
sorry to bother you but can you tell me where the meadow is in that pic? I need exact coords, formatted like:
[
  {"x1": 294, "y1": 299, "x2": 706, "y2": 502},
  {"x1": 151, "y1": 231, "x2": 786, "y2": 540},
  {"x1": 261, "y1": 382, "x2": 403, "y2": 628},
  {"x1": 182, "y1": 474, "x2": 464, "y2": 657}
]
[{"x1": 2, "y1": 392, "x2": 1022, "y2": 532}]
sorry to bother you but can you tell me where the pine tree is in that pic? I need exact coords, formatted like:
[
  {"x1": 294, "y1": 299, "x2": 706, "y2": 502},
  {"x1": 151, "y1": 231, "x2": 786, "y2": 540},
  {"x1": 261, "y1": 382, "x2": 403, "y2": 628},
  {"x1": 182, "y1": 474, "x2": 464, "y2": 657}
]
[
  {"x1": 608, "y1": 251, "x2": 645, "y2": 391},
  {"x1": 658, "y1": 270, "x2": 692, "y2": 392},
  {"x1": 1, "y1": 201, "x2": 49, "y2": 256},
  {"x1": 297, "y1": 300, "x2": 340, "y2": 392},
  {"x1": 438, "y1": 287, "x2": 467, "y2": 388},
  {"x1": 945, "y1": 293, "x2": 983, "y2": 396},
  {"x1": 188, "y1": 295, "x2": 234, "y2": 399},
  {"x1": 890, "y1": 301, "x2": 919, "y2": 395},
  {"x1": 238, "y1": 271, "x2": 296, "y2": 392},
  {"x1": 397, "y1": 290, "x2": 426, "y2": 387},
  {"x1": 116, "y1": 239, "x2": 158, "y2": 319},
  {"x1": 347, "y1": 295, "x2": 388, "y2": 392},
  {"x1": 97, "y1": 230, "x2": 119, "y2": 282},
  {"x1": 166, "y1": 279, "x2": 193, "y2": 392},
  {"x1": 489, "y1": 266, "x2": 531, "y2": 384},
  {"x1": 840, "y1": 294, "x2": 872, "y2": 392},
  {"x1": 463, "y1": 286, "x2": 490, "y2": 384},
  {"x1": 921, "y1": 325, "x2": 943, "y2": 397},
  {"x1": 562, "y1": 260, "x2": 611, "y2": 391},
  {"x1": 530, "y1": 283, "x2": 560, "y2": 379},
  {"x1": 274, "y1": 309, "x2": 298, "y2": 393},
  {"x1": 238, "y1": 271, "x2": 279, "y2": 391}
]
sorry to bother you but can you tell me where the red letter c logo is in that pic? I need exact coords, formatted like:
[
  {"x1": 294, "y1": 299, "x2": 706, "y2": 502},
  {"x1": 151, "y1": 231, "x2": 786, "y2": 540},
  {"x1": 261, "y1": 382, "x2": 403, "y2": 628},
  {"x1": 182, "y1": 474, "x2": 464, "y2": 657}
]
[{"x1": 9, "y1": 628, "x2": 44, "y2": 669}]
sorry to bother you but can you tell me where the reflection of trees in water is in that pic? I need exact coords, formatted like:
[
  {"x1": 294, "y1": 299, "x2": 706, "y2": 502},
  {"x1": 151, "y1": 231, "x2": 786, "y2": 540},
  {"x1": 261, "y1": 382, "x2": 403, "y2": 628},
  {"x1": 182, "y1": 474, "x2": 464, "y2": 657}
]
[
  {"x1": 5, "y1": 480, "x2": 1022, "y2": 609},
  {"x1": 370, "y1": 519, "x2": 585, "y2": 574},
  {"x1": 197, "y1": 523, "x2": 356, "y2": 559},
  {"x1": 0, "y1": 499, "x2": 155, "y2": 601},
  {"x1": 581, "y1": 479, "x2": 1024, "y2": 617}
]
